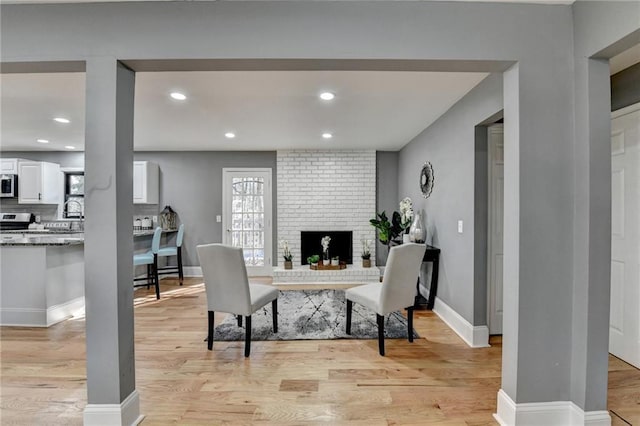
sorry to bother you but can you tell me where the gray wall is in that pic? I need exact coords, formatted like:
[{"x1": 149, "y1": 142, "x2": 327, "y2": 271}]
[
  {"x1": 1, "y1": 150, "x2": 277, "y2": 267},
  {"x1": 375, "y1": 151, "x2": 398, "y2": 266},
  {"x1": 611, "y1": 62, "x2": 640, "y2": 111},
  {"x1": 133, "y1": 151, "x2": 277, "y2": 268},
  {"x1": 399, "y1": 73, "x2": 503, "y2": 325}
]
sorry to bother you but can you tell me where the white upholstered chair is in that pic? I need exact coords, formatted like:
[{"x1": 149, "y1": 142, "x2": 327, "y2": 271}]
[
  {"x1": 345, "y1": 243, "x2": 426, "y2": 356},
  {"x1": 196, "y1": 243, "x2": 279, "y2": 357}
]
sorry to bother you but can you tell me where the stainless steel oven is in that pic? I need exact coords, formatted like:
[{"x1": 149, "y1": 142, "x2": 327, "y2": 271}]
[{"x1": 0, "y1": 174, "x2": 17, "y2": 198}]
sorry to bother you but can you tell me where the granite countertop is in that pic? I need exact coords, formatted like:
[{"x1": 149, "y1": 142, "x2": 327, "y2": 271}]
[
  {"x1": 1, "y1": 229, "x2": 84, "y2": 235},
  {"x1": 1, "y1": 228, "x2": 177, "y2": 246},
  {"x1": 0, "y1": 235, "x2": 84, "y2": 246},
  {"x1": 134, "y1": 228, "x2": 177, "y2": 237}
]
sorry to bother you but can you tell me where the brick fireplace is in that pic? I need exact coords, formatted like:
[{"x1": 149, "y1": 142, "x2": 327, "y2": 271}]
[{"x1": 275, "y1": 150, "x2": 378, "y2": 283}]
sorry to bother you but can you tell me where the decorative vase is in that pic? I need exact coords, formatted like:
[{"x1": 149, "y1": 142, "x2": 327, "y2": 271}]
[
  {"x1": 362, "y1": 258, "x2": 371, "y2": 268},
  {"x1": 331, "y1": 257, "x2": 339, "y2": 266},
  {"x1": 409, "y1": 211, "x2": 426, "y2": 243},
  {"x1": 284, "y1": 260, "x2": 292, "y2": 270},
  {"x1": 323, "y1": 250, "x2": 330, "y2": 266},
  {"x1": 402, "y1": 234, "x2": 411, "y2": 244}
]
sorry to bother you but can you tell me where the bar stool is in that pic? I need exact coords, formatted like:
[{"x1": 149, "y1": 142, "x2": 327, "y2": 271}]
[
  {"x1": 157, "y1": 223, "x2": 184, "y2": 285},
  {"x1": 133, "y1": 227, "x2": 162, "y2": 299}
]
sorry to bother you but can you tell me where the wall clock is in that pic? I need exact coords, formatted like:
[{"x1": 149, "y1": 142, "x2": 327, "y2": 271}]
[{"x1": 420, "y1": 162, "x2": 434, "y2": 199}]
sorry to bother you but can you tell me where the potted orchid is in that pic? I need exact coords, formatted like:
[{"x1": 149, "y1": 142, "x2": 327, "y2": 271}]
[
  {"x1": 399, "y1": 197, "x2": 414, "y2": 243},
  {"x1": 361, "y1": 239, "x2": 372, "y2": 268},
  {"x1": 370, "y1": 197, "x2": 414, "y2": 246},
  {"x1": 280, "y1": 240, "x2": 293, "y2": 269},
  {"x1": 321, "y1": 235, "x2": 331, "y2": 265}
]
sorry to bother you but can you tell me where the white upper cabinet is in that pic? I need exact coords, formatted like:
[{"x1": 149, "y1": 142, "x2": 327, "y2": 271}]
[
  {"x1": 133, "y1": 161, "x2": 159, "y2": 204},
  {"x1": 1, "y1": 158, "x2": 26, "y2": 175},
  {"x1": 18, "y1": 161, "x2": 62, "y2": 204}
]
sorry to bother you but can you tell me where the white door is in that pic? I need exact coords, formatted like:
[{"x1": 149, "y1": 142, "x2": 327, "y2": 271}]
[
  {"x1": 610, "y1": 104, "x2": 640, "y2": 368},
  {"x1": 487, "y1": 124, "x2": 504, "y2": 335},
  {"x1": 18, "y1": 161, "x2": 42, "y2": 204},
  {"x1": 222, "y1": 168, "x2": 273, "y2": 276}
]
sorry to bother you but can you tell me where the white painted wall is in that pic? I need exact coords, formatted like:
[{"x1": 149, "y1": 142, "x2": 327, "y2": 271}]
[{"x1": 277, "y1": 150, "x2": 376, "y2": 266}]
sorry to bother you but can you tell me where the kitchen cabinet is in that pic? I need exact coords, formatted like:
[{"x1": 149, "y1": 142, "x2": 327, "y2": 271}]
[
  {"x1": 1, "y1": 158, "x2": 26, "y2": 175},
  {"x1": 133, "y1": 161, "x2": 159, "y2": 204},
  {"x1": 18, "y1": 161, "x2": 62, "y2": 204}
]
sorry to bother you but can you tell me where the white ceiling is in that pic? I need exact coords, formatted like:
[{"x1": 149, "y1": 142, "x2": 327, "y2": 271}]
[{"x1": 0, "y1": 71, "x2": 489, "y2": 152}]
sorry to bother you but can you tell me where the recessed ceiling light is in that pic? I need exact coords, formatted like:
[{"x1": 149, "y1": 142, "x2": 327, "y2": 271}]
[
  {"x1": 225, "y1": 132, "x2": 236, "y2": 139},
  {"x1": 54, "y1": 117, "x2": 70, "y2": 124},
  {"x1": 319, "y1": 92, "x2": 335, "y2": 101},
  {"x1": 36, "y1": 139, "x2": 49, "y2": 144},
  {"x1": 322, "y1": 133, "x2": 333, "y2": 139},
  {"x1": 170, "y1": 92, "x2": 187, "y2": 101},
  {"x1": 64, "y1": 145, "x2": 76, "y2": 150}
]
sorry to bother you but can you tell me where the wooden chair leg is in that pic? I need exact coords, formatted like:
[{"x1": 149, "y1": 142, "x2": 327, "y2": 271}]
[
  {"x1": 153, "y1": 255, "x2": 160, "y2": 300},
  {"x1": 346, "y1": 300, "x2": 353, "y2": 334},
  {"x1": 272, "y1": 299, "x2": 278, "y2": 333},
  {"x1": 207, "y1": 311, "x2": 214, "y2": 350},
  {"x1": 244, "y1": 315, "x2": 251, "y2": 357},
  {"x1": 177, "y1": 247, "x2": 184, "y2": 285},
  {"x1": 146, "y1": 264, "x2": 151, "y2": 289},
  {"x1": 407, "y1": 307, "x2": 414, "y2": 343},
  {"x1": 377, "y1": 314, "x2": 385, "y2": 356},
  {"x1": 237, "y1": 315, "x2": 243, "y2": 327}
]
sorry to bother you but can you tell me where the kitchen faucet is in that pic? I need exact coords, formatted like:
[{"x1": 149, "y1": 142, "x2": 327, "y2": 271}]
[{"x1": 63, "y1": 199, "x2": 84, "y2": 231}]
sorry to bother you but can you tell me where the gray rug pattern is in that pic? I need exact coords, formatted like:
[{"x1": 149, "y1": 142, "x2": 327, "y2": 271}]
[{"x1": 213, "y1": 289, "x2": 418, "y2": 341}]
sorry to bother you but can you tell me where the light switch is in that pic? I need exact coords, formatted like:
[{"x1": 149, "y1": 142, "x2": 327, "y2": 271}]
[
  {"x1": 457, "y1": 220, "x2": 463, "y2": 233},
  {"x1": 216, "y1": 215, "x2": 222, "y2": 223}
]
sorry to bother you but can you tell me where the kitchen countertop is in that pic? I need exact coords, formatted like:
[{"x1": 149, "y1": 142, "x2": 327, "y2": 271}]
[
  {"x1": 1, "y1": 228, "x2": 177, "y2": 246},
  {"x1": 0, "y1": 235, "x2": 84, "y2": 246},
  {"x1": 133, "y1": 228, "x2": 177, "y2": 237}
]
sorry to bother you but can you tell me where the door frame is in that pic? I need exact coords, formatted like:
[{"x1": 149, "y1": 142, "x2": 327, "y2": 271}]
[{"x1": 222, "y1": 167, "x2": 273, "y2": 277}]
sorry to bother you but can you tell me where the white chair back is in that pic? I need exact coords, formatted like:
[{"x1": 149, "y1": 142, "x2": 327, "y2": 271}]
[
  {"x1": 379, "y1": 243, "x2": 426, "y2": 314},
  {"x1": 196, "y1": 244, "x2": 252, "y2": 316}
]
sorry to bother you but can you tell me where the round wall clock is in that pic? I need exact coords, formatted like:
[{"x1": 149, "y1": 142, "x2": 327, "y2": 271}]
[{"x1": 420, "y1": 162, "x2": 434, "y2": 199}]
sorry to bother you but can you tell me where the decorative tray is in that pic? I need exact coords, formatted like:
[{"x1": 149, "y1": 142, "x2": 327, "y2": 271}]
[{"x1": 310, "y1": 262, "x2": 347, "y2": 270}]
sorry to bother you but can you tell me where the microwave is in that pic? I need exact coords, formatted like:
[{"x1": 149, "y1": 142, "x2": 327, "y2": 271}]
[{"x1": 0, "y1": 174, "x2": 17, "y2": 197}]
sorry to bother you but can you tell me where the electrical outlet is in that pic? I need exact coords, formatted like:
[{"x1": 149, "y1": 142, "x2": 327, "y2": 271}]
[
  {"x1": 457, "y1": 220, "x2": 463, "y2": 233},
  {"x1": 216, "y1": 215, "x2": 222, "y2": 223}
]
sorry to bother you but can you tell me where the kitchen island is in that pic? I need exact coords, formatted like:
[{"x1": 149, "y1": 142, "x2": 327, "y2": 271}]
[
  {"x1": 1, "y1": 236, "x2": 84, "y2": 327},
  {"x1": 0, "y1": 229, "x2": 177, "y2": 327}
]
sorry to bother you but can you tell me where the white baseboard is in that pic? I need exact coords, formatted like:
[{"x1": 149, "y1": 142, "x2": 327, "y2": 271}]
[
  {"x1": 494, "y1": 389, "x2": 611, "y2": 426},
  {"x1": 47, "y1": 296, "x2": 85, "y2": 326},
  {"x1": 84, "y1": 389, "x2": 144, "y2": 426},
  {"x1": 0, "y1": 307, "x2": 46, "y2": 327},
  {"x1": 183, "y1": 266, "x2": 202, "y2": 277},
  {"x1": 432, "y1": 297, "x2": 490, "y2": 348}
]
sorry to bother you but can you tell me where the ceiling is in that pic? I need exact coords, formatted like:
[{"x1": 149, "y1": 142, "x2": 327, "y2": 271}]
[
  {"x1": 0, "y1": 0, "x2": 577, "y2": 4},
  {"x1": 0, "y1": 70, "x2": 489, "y2": 152}
]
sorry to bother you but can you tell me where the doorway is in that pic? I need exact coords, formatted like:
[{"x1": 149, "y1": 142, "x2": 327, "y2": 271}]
[
  {"x1": 222, "y1": 168, "x2": 273, "y2": 276},
  {"x1": 609, "y1": 103, "x2": 640, "y2": 368},
  {"x1": 487, "y1": 124, "x2": 504, "y2": 335}
]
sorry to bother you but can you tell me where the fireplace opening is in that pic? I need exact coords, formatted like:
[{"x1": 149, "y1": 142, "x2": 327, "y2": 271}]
[{"x1": 301, "y1": 231, "x2": 353, "y2": 264}]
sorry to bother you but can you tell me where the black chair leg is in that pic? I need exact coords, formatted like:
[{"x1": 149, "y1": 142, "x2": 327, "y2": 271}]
[
  {"x1": 177, "y1": 247, "x2": 184, "y2": 285},
  {"x1": 407, "y1": 307, "x2": 414, "y2": 343},
  {"x1": 272, "y1": 299, "x2": 278, "y2": 333},
  {"x1": 244, "y1": 315, "x2": 251, "y2": 357},
  {"x1": 377, "y1": 314, "x2": 385, "y2": 356},
  {"x1": 346, "y1": 300, "x2": 353, "y2": 334},
  {"x1": 146, "y1": 264, "x2": 151, "y2": 289},
  {"x1": 207, "y1": 311, "x2": 214, "y2": 350},
  {"x1": 153, "y1": 255, "x2": 160, "y2": 300},
  {"x1": 237, "y1": 315, "x2": 243, "y2": 327}
]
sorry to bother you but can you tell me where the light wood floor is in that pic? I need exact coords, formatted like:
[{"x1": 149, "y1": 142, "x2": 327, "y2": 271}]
[{"x1": 1, "y1": 277, "x2": 638, "y2": 425}]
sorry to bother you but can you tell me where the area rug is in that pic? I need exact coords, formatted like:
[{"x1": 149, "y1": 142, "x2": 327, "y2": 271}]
[{"x1": 213, "y1": 289, "x2": 418, "y2": 341}]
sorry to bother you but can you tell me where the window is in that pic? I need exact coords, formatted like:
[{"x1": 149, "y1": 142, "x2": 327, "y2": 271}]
[{"x1": 64, "y1": 172, "x2": 84, "y2": 219}]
